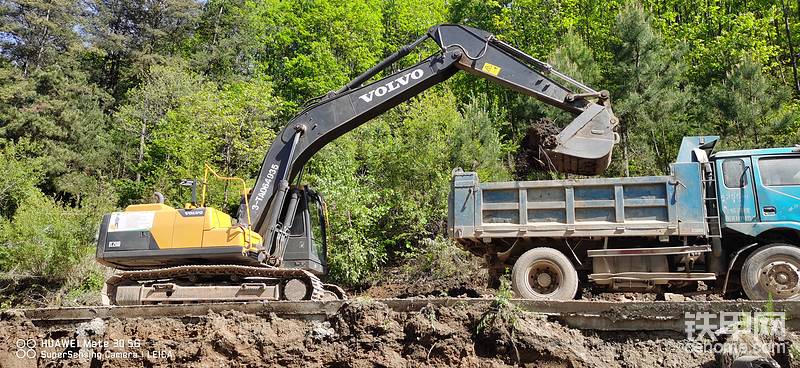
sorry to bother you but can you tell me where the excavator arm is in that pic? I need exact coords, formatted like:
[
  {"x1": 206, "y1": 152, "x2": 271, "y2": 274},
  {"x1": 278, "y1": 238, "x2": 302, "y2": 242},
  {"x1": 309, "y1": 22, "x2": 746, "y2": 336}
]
[{"x1": 246, "y1": 24, "x2": 618, "y2": 259}]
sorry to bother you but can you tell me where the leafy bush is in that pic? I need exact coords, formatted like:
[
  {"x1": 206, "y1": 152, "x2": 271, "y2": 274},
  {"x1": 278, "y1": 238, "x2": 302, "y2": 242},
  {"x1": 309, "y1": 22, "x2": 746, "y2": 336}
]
[
  {"x1": 0, "y1": 143, "x2": 43, "y2": 219},
  {"x1": 401, "y1": 237, "x2": 482, "y2": 281},
  {"x1": 0, "y1": 143, "x2": 113, "y2": 280},
  {"x1": 307, "y1": 89, "x2": 510, "y2": 285}
]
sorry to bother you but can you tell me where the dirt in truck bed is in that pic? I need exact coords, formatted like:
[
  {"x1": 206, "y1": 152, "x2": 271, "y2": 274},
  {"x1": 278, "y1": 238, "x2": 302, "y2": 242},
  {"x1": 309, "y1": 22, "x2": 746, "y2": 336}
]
[{"x1": 1, "y1": 301, "x2": 739, "y2": 368}]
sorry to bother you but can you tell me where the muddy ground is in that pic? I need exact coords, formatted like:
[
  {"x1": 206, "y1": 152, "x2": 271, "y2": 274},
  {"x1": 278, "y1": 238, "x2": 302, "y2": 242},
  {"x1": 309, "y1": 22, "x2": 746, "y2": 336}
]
[
  {"x1": 354, "y1": 266, "x2": 491, "y2": 300},
  {"x1": 2, "y1": 265, "x2": 795, "y2": 367},
  {"x1": 353, "y1": 266, "x2": 722, "y2": 304},
  {"x1": 0, "y1": 300, "x2": 744, "y2": 368}
]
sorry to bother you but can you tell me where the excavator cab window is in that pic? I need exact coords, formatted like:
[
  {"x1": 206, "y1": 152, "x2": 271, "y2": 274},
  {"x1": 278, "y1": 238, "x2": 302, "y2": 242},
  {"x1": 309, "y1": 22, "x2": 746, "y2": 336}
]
[
  {"x1": 284, "y1": 187, "x2": 327, "y2": 272},
  {"x1": 307, "y1": 192, "x2": 324, "y2": 246}
]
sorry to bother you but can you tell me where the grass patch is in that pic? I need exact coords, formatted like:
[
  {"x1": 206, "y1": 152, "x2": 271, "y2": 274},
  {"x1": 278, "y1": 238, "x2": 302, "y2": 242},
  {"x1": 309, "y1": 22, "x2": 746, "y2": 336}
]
[{"x1": 400, "y1": 236, "x2": 482, "y2": 281}]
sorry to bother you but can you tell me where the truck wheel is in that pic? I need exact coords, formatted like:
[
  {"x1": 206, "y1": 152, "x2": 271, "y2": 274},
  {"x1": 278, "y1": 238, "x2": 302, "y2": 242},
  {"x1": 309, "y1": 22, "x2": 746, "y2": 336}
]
[
  {"x1": 512, "y1": 247, "x2": 578, "y2": 300},
  {"x1": 741, "y1": 244, "x2": 800, "y2": 300}
]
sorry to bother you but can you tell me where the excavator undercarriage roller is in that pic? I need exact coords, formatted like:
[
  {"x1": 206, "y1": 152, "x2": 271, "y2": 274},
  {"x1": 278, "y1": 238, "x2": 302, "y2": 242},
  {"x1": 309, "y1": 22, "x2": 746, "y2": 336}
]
[{"x1": 102, "y1": 265, "x2": 339, "y2": 306}]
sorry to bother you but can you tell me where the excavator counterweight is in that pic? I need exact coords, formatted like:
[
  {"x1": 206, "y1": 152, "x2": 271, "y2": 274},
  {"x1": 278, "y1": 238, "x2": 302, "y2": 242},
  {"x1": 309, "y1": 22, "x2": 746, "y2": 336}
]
[{"x1": 95, "y1": 24, "x2": 618, "y2": 305}]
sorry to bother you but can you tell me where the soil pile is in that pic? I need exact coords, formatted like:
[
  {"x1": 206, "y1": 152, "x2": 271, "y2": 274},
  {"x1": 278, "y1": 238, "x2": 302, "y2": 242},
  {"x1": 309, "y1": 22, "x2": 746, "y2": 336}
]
[
  {"x1": 355, "y1": 266, "x2": 490, "y2": 299},
  {"x1": 0, "y1": 301, "x2": 735, "y2": 368},
  {"x1": 514, "y1": 118, "x2": 561, "y2": 179}
]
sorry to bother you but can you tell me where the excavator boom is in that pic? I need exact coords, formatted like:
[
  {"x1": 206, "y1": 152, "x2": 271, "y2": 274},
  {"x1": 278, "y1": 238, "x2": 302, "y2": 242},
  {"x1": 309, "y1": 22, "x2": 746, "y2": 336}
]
[{"x1": 247, "y1": 24, "x2": 618, "y2": 239}]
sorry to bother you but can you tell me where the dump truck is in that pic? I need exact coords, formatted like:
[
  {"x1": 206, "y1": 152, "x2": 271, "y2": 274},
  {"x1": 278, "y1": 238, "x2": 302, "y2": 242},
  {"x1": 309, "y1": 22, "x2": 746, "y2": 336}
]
[{"x1": 449, "y1": 136, "x2": 800, "y2": 300}]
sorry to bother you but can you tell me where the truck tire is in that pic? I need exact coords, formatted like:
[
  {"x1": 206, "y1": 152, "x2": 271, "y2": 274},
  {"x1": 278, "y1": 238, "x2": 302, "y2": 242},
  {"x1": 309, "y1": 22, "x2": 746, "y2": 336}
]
[
  {"x1": 740, "y1": 243, "x2": 800, "y2": 300},
  {"x1": 512, "y1": 247, "x2": 579, "y2": 300}
]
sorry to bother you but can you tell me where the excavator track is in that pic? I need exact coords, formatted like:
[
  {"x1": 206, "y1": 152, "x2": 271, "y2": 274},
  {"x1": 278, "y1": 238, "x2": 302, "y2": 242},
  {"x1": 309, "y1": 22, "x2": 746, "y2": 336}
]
[{"x1": 103, "y1": 265, "x2": 335, "y2": 306}]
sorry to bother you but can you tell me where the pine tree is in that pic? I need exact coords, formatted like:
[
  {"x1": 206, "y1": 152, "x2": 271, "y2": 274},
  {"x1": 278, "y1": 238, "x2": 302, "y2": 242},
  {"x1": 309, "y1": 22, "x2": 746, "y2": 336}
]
[
  {"x1": 0, "y1": 59, "x2": 113, "y2": 201},
  {"x1": 0, "y1": 0, "x2": 81, "y2": 75},
  {"x1": 82, "y1": 0, "x2": 201, "y2": 99},
  {"x1": 608, "y1": 3, "x2": 689, "y2": 176},
  {"x1": 707, "y1": 57, "x2": 789, "y2": 149}
]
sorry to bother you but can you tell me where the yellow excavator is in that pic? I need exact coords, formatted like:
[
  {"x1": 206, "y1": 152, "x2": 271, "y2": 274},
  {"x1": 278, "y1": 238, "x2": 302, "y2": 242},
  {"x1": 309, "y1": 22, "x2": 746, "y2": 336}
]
[{"x1": 96, "y1": 24, "x2": 619, "y2": 305}]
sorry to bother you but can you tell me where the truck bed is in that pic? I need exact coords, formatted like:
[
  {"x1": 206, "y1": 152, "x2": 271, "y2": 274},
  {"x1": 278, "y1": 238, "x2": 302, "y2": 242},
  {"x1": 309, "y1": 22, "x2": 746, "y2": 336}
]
[{"x1": 448, "y1": 162, "x2": 708, "y2": 240}]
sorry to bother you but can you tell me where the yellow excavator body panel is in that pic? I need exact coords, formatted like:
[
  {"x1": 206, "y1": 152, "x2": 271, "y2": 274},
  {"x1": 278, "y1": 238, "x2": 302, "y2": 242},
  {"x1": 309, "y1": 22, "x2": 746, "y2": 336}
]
[{"x1": 119, "y1": 203, "x2": 261, "y2": 251}]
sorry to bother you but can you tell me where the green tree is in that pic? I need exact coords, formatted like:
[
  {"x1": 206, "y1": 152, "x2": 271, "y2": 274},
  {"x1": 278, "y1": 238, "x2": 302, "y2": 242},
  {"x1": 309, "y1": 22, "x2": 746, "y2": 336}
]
[
  {"x1": 0, "y1": 143, "x2": 114, "y2": 278},
  {"x1": 82, "y1": 0, "x2": 201, "y2": 99},
  {"x1": 115, "y1": 62, "x2": 283, "y2": 207},
  {"x1": 382, "y1": 0, "x2": 447, "y2": 49},
  {"x1": 114, "y1": 62, "x2": 205, "y2": 183},
  {"x1": 188, "y1": 0, "x2": 295, "y2": 82},
  {"x1": 0, "y1": 60, "x2": 113, "y2": 200},
  {"x1": 0, "y1": 0, "x2": 81, "y2": 75},
  {"x1": 608, "y1": 3, "x2": 689, "y2": 176},
  {"x1": 706, "y1": 57, "x2": 791, "y2": 149},
  {"x1": 525, "y1": 30, "x2": 604, "y2": 128},
  {"x1": 0, "y1": 143, "x2": 42, "y2": 218},
  {"x1": 451, "y1": 93, "x2": 511, "y2": 181},
  {"x1": 189, "y1": 0, "x2": 386, "y2": 104},
  {"x1": 306, "y1": 89, "x2": 509, "y2": 284}
]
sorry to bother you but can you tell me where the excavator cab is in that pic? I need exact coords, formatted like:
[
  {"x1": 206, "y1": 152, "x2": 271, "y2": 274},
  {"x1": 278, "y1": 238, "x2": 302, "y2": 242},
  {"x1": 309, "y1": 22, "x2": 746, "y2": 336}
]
[{"x1": 283, "y1": 186, "x2": 328, "y2": 275}]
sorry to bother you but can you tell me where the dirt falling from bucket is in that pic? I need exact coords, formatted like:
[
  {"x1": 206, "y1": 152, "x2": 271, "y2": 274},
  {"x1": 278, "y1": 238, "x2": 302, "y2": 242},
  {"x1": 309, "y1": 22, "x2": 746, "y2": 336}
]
[{"x1": 514, "y1": 118, "x2": 561, "y2": 179}]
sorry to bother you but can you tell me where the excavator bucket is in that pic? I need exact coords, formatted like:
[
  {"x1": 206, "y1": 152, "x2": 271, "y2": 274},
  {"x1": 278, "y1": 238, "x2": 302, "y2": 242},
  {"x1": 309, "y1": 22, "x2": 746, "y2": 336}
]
[{"x1": 546, "y1": 104, "x2": 619, "y2": 176}]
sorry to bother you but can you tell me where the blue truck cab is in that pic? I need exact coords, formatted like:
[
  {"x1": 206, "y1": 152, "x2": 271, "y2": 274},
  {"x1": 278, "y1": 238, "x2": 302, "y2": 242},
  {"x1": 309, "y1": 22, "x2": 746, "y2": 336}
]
[
  {"x1": 713, "y1": 144, "x2": 800, "y2": 240},
  {"x1": 448, "y1": 136, "x2": 800, "y2": 300}
]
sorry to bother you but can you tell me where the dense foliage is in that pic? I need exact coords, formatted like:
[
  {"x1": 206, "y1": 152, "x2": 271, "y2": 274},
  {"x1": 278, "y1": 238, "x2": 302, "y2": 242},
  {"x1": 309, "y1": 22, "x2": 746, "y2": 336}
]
[{"x1": 1, "y1": 0, "x2": 799, "y2": 295}]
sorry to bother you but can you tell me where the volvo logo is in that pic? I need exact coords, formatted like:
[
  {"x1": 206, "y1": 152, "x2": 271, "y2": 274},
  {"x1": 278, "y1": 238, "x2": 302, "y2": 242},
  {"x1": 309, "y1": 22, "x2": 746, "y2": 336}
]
[{"x1": 358, "y1": 69, "x2": 424, "y2": 103}]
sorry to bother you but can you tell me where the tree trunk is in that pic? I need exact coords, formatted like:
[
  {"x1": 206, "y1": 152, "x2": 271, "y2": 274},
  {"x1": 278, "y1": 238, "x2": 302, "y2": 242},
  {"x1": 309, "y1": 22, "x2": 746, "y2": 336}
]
[
  {"x1": 623, "y1": 130, "x2": 630, "y2": 177},
  {"x1": 136, "y1": 121, "x2": 146, "y2": 182},
  {"x1": 222, "y1": 136, "x2": 233, "y2": 204},
  {"x1": 212, "y1": 5, "x2": 224, "y2": 45},
  {"x1": 650, "y1": 128, "x2": 661, "y2": 173},
  {"x1": 773, "y1": 18, "x2": 789, "y2": 85},
  {"x1": 753, "y1": 119, "x2": 760, "y2": 146},
  {"x1": 782, "y1": 0, "x2": 800, "y2": 94},
  {"x1": 34, "y1": 8, "x2": 51, "y2": 72}
]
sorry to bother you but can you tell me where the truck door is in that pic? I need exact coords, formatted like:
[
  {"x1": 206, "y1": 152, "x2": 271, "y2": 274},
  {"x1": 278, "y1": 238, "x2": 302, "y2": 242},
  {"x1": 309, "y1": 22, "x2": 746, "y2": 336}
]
[
  {"x1": 717, "y1": 157, "x2": 758, "y2": 223},
  {"x1": 752, "y1": 155, "x2": 800, "y2": 223}
]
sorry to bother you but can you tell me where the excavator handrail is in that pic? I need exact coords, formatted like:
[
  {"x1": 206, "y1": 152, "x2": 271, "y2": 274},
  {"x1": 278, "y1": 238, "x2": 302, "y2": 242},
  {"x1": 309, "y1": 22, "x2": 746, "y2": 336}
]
[
  {"x1": 201, "y1": 163, "x2": 257, "y2": 252},
  {"x1": 201, "y1": 163, "x2": 252, "y2": 227}
]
